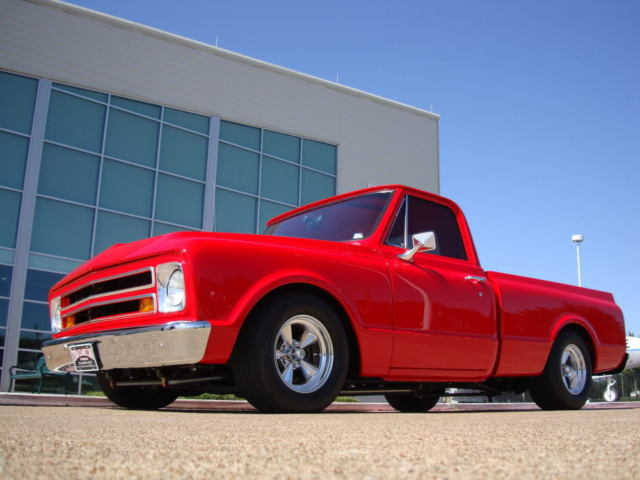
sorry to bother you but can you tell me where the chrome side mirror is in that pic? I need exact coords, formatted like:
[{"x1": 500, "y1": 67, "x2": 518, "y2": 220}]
[{"x1": 398, "y1": 231, "x2": 437, "y2": 262}]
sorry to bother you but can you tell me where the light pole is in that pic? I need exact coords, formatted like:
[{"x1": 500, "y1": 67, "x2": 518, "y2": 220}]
[{"x1": 571, "y1": 234, "x2": 584, "y2": 287}]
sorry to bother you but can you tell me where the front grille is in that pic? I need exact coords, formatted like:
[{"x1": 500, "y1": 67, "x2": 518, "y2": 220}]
[
  {"x1": 60, "y1": 267, "x2": 157, "y2": 329},
  {"x1": 73, "y1": 299, "x2": 143, "y2": 324},
  {"x1": 66, "y1": 270, "x2": 153, "y2": 306}
]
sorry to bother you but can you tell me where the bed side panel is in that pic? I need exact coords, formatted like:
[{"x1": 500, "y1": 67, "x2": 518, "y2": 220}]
[{"x1": 488, "y1": 272, "x2": 626, "y2": 376}]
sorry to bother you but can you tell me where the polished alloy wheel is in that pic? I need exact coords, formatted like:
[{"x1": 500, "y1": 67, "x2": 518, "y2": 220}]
[
  {"x1": 560, "y1": 344, "x2": 587, "y2": 395},
  {"x1": 273, "y1": 315, "x2": 334, "y2": 393}
]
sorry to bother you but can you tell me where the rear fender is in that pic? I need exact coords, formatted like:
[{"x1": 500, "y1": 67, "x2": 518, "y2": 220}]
[{"x1": 547, "y1": 315, "x2": 599, "y2": 368}]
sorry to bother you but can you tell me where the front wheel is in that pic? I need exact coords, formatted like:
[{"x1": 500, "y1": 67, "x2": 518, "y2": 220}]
[
  {"x1": 529, "y1": 330, "x2": 592, "y2": 410},
  {"x1": 97, "y1": 372, "x2": 179, "y2": 410},
  {"x1": 232, "y1": 293, "x2": 349, "y2": 413}
]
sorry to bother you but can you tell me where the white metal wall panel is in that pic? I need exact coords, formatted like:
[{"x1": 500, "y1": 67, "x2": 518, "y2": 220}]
[{"x1": 0, "y1": 0, "x2": 439, "y2": 194}]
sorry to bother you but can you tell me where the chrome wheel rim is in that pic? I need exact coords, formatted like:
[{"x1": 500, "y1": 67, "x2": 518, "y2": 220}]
[
  {"x1": 273, "y1": 315, "x2": 334, "y2": 393},
  {"x1": 560, "y1": 344, "x2": 587, "y2": 395}
]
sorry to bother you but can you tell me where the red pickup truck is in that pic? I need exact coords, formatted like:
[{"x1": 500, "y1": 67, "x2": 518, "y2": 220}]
[{"x1": 42, "y1": 185, "x2": 627, "y2": 412}]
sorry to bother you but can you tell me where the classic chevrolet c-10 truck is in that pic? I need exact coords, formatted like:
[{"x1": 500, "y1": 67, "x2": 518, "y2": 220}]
[{"x1": 42, "y1": 185, "x2": 627, "y2": 412}]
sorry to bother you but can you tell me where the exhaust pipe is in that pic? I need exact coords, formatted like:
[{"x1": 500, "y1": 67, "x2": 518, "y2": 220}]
[
  {"x1": 113, "y1": 375, "x2": 227, "y2": 388},
  {"x1": 339, "y1": 389, "x2": 414, "y2": 395}
]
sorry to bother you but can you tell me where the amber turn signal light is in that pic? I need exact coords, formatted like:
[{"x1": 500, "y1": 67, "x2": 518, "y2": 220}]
[
  {"x1": 62, "y1": 315, "x2": 75, "y2": 329},
  {"x1": 139, "y1": 297, "x2": 154, "y2": 312}
]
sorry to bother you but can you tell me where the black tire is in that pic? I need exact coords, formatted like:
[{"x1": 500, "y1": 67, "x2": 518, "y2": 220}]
[
  {"x1": 97, "y1": 372, "x2": 179, "y2": 410},
  {"x1": 529, "y1": 330, "x2": 592, "y2": 410},
  {"x1": 385, "y1": 393, "x2": 440, "y2": 412},
  {"x1": 232, "y1": 292, "x2": 349, "y2": 413}
]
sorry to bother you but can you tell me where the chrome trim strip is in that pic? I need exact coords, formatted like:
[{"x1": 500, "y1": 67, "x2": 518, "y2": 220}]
[
  {"x1": 63, "y1": 267, "x2": 155, "y2": 310},
  {"x1": 42, "y1": 321, "x2": 211, "y2": 372}
]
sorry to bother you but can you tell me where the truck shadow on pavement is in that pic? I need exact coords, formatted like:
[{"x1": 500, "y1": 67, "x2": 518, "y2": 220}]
[{"x1": 156, "y1": 401, "x2": 640, "y2": 415}]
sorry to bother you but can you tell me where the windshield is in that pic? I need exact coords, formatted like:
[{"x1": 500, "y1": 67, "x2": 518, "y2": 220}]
[{"x1": 265, "y1": 191, "x2": 392, "y2": 242}]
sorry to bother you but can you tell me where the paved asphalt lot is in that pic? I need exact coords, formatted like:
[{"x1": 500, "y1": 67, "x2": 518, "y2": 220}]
[{"x1": 1, "y1": 403, "x2": 639, "y2": 479}]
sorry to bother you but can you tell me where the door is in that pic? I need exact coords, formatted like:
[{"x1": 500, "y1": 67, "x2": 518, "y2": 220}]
[{"x1": 384, "y1": 195, "x2": 498, "y2": 379}]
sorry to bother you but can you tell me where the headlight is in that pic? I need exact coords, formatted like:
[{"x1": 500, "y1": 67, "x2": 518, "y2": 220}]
[
  {"x1": 167, "y1": 269, "x2": 185, "y2": 307},
  {"x1": 157, "y1": 262, "x2": 186, "y2": 313},
  {"x1": 50, "y1": 296, "x2": 62, "y2": 332}
]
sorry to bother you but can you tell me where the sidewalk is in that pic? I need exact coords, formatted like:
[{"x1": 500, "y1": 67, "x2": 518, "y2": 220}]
[{"x1": 1, "y1": 392, "x2": 638, "y2": 412}]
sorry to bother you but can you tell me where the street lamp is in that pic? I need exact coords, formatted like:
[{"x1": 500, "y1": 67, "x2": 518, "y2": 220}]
[{"x1": 571, "y1": 234, "x2": 584, "y2": 287}]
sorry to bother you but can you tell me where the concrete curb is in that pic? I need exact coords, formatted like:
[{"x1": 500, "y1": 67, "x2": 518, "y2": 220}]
[{"x1": 1, "y1": 392, "x2": 639, "y2": 412}]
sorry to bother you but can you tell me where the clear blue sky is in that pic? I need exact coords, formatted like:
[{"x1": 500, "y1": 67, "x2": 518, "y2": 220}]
[{"x1": 65, "y1": 0, "x2": 640, "y2": 334}]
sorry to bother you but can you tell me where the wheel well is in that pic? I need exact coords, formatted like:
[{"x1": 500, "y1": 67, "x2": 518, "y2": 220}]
[
  {"x1": 234, "y1": 283, "x2": 361, "y2": 378},
  {"x1": 555, "y1": 323, "x2": 596, "y2": 367}
]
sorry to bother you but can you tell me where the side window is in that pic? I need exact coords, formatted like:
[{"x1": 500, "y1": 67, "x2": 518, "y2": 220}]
[
  {"x1": 387, "y1": 195, "x2": 467, "y2": 260},
  {"x1": 387, "y1": 198, "x2": 406, "y2": 248}
]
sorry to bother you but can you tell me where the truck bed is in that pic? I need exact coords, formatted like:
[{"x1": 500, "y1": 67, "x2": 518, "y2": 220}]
[{"x1": 487, "y1": 271, "x2": 626, "y2": 376}]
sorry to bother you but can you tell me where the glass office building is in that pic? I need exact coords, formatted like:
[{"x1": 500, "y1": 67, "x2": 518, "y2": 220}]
[
  {"x1": 0, "y1": 0, "x2": 439, "y2": 392},
  {"x1": 0, "y1": 69, "x2": 337, "y2": 390}
]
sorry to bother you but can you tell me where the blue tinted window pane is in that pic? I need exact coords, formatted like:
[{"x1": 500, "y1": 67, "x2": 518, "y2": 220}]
[
  {"x1": 160, "y1": 125, "x2": 207, "y2": 181},
  {"x1": 155, "y1": 174, "x2": 204, "y2": 228},
  {"x1": 263, "y1": 130, "x2": 300, "y2": 163},
  {"x1": 219, "y1": 121, "x2": 260, "y2": 150},
  {"x1": 215, "y1": 189, "x2": 256, "y2": 234},
  {"x1": 216, "y1": 143, "x2": 259, "y2": 194},
  {"x1": 164, "y1": 108, "x2": 209, "y2": 134},
  {"x1": 0, "y1": 265, "x2": 12, "y2": 297},
  {"x1": 0, "y1": 188, "x2": 21, "y2": 248},
  {"x1": 100, "y1": 159, "x2": 154, "y2": 217},
  {"x1": 0, "y1": 131, "x2": 29, "y2": 190},
  {"x1": 0, "y1": 250, "x2": 14, "y2": 265},
  {"x1": 259, "y1": 201, "x2": 291, "y2": 233},
  {"x1": 153, "y1": 222, "x2": 193, "y2": 236},
  {"x1": 0, "y1": 71, "x2": 37, "y2": 134},
  {"x1": 45, "y1": 90, "x2": 105, "y2": 153},
  {"x1": 111, "y1": 96, "x2": 161, "y2": 119},
  {"x1": 24, "y1": 269, "x2": 64, "y2": 302},
  {"x1": 0, "y1": 329, "x2": 4, "y2": 347},
  {"x1": 39, "y1": 143, "x2": 99, "y2": 205},
  {"x1": 94, "y1": 211, "x2": 150, "y2": 254},
  {"x1": 20, "y1": 330, "x2": 52, "y2": 350},
  {"x1": 53, "y1": 84, "x2": 107, "y2": 103},
  {"x1": 302, "y1": 139, "x2": 337, "y2": 175},
  {"x1": 21, "y1": 301, "x2": 51, "y2": 332},
  {"x1": 301, "y1": 170, "x2": 336, "y2": 205},
  {"x1": 31, "y1": 198, "x2": 93, "y2": 259},
  {"x1": 105, "y1": 108, "x2": 158, "y2": 167},
  {"x1": 28, "y1": 254, "x2": 81, "y2": 274},
  {"x1": 0, "y1": 299, "x2": 7, "y2": 328},
  {"x1": 261, "y1": 157, "x2": 298, "y2": 205}
]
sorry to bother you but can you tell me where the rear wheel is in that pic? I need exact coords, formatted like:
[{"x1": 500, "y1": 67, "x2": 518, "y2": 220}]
[
  {"x1": 97, "y1": 372, "x2": 179, "y2": 410},
  {"x1": 232, "y1": 293, "x2": 349, "y2": 413},
  {"x1": 529, "y1": 330, "x2": 592, "y2": 410},
  {"x1": 385, "y1": 392, "x2": 440, "y2": 412}
]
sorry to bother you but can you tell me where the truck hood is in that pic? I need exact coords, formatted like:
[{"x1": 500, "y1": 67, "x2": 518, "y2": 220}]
[{"x1": 52, "y1": 232, "x2": 374, "y2": 293}]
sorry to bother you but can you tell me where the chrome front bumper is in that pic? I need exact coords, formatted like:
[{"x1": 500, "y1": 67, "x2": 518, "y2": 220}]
[{"x1": 42, "y1": 321, "x2": 211, "y2": 372}]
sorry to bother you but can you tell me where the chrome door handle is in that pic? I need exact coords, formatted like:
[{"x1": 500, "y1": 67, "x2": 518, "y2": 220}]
[{"x1": 465, "y1": 275, "x2": 487, "y2": 283}]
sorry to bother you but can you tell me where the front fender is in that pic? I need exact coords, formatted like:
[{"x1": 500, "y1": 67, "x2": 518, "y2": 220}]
[{"x1": 191, "y1": 245, "x2": 394, "y2": 376}]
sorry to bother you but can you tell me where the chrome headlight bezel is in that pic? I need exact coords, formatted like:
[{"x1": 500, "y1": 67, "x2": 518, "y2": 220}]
[
  {"x1": 50, "y1": 296, "x2": 62, "y2": 332},
  {"x1": 157, "y1": 262, "x2": 186, "y2": 313}
]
